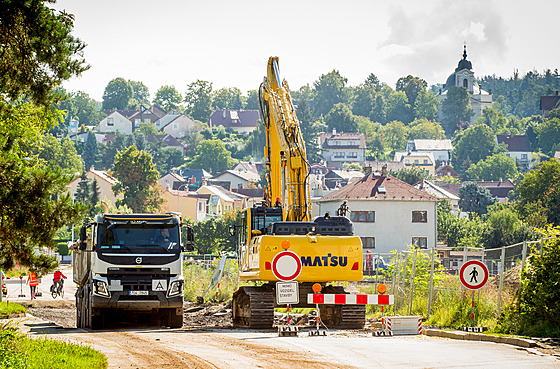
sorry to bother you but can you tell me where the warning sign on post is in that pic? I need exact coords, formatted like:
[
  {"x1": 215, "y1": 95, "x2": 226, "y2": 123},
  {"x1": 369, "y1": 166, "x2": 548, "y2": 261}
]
[
  {"x1": 459, "y1": 260, "x2": 489, "y2": 290},
  {"x1": 276, "y1": 281, "x2": 299, "y2": 305}
]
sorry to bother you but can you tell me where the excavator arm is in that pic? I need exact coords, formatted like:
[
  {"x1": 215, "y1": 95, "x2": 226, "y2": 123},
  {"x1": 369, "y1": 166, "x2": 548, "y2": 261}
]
[{"x1": 259, "y1": 57, "x2": 310, "y2": 222}]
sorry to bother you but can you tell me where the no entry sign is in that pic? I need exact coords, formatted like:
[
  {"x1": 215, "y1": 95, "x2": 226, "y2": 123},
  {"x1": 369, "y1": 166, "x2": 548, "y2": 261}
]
[
  {"x1": 271, "y1": 251, "x2": 302, "y2": 281},
  {"x1": 459, "y1": 260, "x2": 489, "y2": 290}
]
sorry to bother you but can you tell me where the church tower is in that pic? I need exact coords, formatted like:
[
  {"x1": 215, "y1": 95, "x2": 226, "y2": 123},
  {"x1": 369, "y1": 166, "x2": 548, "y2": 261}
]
[{"x1": 438, "y1": 45, "x2": 493, "y2": 122}]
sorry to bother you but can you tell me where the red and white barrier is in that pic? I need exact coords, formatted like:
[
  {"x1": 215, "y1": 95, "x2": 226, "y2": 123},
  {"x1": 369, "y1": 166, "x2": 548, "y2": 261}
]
[
  {"x1": 385, "y1": 315, "x2": 422, "y2": 335},
  {"x1": 307, "y1": 293, "x2": 394, "y2": 305}
]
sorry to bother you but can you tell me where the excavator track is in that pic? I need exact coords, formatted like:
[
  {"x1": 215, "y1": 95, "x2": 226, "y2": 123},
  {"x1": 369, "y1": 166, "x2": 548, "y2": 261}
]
[
  {"x1": 318, "y1": 285, "x2": 366, "y2": 329},
  {"x1": 232, "y1": 286, "x2": 274, "y2": 329}
]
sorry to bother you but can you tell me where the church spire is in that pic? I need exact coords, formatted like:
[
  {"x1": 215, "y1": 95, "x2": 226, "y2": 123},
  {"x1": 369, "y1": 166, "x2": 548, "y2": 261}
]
[{"x1": 463, "y1": 44, "x2": 467, "y2": 60}]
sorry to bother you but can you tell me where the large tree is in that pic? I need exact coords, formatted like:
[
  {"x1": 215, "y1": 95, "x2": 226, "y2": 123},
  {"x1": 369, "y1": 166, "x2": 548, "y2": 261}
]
[
  {"x1": 189, "y1": 139, "x2": 233, "y2": 174},
  {"x1": 413, "y1": 90, "x2": 439, "y2": 121},
  {"x1": 128, "y1": 80, "x2": 150, "y2": 107},
  {"x1": 452, "y1": 123, "x2": 496, "y2": 173},
  {"x1": 441, "y1": 87, "x2": 473, "y2": 136},
  {"x1": 465, "y1": 153, "x2": 518, "y2": 181},
  {"x1": 396, "y1": 75, "x2": 427, "y2": 121},
  {"x1": 185, "y1": 80, "x2": 213, "y2": 122},
  {"x1": 312, "y1": 70, "x2": 349, "y2": 117},
  {"x1": 324, "y1": 103, "x2": 358, "y2": 133},
  {"x1": 102, "y1": 77, "x2": 133, "y2": 110},
  {"x1": 0, "y1": 0, "x2": 89, "y2": 108},
  {"x1": 407, "y1": 118, "x2": 445, "y2": 140},
  {"x1": 112, "y1": 145, "x2": 163, "y2": 213},
  {"x1": 56, "y1": 90, "x2": 105, "y2": 129},
  {"x1": 82, "y1": 131, "x2": 98, "y2": 170},
  {"x1": 212, "y1": 87, "x2": 242, "y2": 110},
  {"x1": 517, "y1": 159, "x2": 560, "y2": 225},
  {"x1": 153, "y1": 85, "x2": 182, "y2": 111},
  {"x1": 535, "y1": 117, "x2": 560, "y2": 155},
  {"x1": 34, "y1": 133, "x2": 83, "y2": 175},
  {"x1": 458, "y1": 181, "x2": 497, "y2": 216}
]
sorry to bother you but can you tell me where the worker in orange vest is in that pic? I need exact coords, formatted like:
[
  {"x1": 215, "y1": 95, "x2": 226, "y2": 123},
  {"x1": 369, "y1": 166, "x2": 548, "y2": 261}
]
[{"x1": 26, "y1": 271, "x2": 39, "y2": 300}]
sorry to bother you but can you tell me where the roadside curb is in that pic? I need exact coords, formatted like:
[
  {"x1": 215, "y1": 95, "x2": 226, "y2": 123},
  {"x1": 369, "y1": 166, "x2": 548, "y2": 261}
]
[{"x1": 424, "y1": 328, "x2": 537, "y2": 348}]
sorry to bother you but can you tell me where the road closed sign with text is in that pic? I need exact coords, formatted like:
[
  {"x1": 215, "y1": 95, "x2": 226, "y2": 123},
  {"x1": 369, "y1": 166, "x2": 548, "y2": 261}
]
[{"x1": 276, "y1": 281, "x2": 299, "y2": 305}]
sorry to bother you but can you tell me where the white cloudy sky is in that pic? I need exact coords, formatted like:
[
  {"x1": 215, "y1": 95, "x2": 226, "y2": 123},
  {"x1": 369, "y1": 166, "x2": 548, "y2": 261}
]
[{"x1": 54, "y1": 0, "x2": 559, "y2": 101}]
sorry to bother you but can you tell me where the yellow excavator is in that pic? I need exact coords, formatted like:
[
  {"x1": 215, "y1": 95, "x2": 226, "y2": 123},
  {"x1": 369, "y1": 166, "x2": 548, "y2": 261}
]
[{"x1": 231, "y1": 57, "x2": 365, "y2": 329}]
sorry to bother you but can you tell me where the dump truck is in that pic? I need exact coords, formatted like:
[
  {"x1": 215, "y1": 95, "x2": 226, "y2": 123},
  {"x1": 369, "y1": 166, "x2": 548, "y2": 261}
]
[{"x1": 72, "y1": 212, "x2": 193, "y2": 329}]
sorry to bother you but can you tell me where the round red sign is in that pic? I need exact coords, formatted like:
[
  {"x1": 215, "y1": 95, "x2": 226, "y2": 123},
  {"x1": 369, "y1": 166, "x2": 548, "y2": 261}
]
[
  {"x1": 271, "y1": 251, "x2": 302, "y2": 281},
  {"x1": 459, "y1": 260, "x2": 489, "y2": 290}
]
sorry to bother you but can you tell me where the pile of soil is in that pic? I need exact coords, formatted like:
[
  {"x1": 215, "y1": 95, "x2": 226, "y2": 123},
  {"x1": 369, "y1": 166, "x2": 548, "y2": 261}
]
[{"x1": 486, "y1": 264, "x2": 522, "y2": 289}]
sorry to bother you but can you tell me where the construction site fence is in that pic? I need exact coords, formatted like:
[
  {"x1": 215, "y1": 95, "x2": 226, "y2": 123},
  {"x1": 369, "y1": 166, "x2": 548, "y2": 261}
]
[{"x1": 361, "y1": 237, "x2": 558, "y2": 319}]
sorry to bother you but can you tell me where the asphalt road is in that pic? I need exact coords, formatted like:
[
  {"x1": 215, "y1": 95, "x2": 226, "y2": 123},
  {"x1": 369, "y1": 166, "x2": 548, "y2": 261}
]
[{"x1": 3, "y1": 264, "x2": 76, "y2": 302}]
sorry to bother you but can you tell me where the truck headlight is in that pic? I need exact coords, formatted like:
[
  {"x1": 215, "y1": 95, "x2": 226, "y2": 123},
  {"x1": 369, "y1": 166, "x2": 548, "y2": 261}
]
[
  {"x1": 94, "y1": 280, "x2": 110, "y2": 297},
  {"x1": 167, "y1": 280, "x2": 183, "y2": 297}
]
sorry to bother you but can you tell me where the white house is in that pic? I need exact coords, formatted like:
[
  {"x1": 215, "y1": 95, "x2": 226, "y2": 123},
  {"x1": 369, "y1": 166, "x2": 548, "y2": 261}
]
[
  {"x1": 156, "y1": 113, "x2": 197, "y2": 139},
  {"x1": 212, "y1": 169, "x2": 260, "y2": 190},
  {"x1": 415, "y1": 179, "x2": 461, "y2": 214},
  {"x1": 496, "y1": 134, "x2": 532, "y2": 172},
  {"x1": 96, "y1": 111, "x2": 132, "y2": 134},
  {"x1": 315, "y1": 169, "x2": 438, "y2": 254},
  {"x1": 405, "y1": 139, "x2": 453, "y2": 163},
  {"x1": 318, "y1": 131, "x2": 367, "y2": 169},
  {"x1": 67, "y1": 169, "x2": 122, "y2": 205}
]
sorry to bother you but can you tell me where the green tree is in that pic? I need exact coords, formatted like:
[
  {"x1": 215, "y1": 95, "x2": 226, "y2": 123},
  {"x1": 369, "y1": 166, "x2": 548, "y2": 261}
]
[
  {"x1": 153, "y1": 85, "x2": 182, "y2": 111},
  {"x1": 465, "y1": 153, "x2": 518, "y2": 181},
  {"x1": 185, "y1": 80, "x2": 213, "y2": 122},
  {"x1": 476, "y1": 106, "x2": 508, "y2": 133},
  {"x1": 128, "y1": 80, "x2": 150, "y2": 107},
  {"x1": 0, "y1": 0, "x2": 88, "y2": 108},
  {"x1": 324, "y1": 103, "x2": 358, "y2": 133},
  {"x1": 386, "y1": 90, "x2": 411, "y2": 123},
  {"x1": 34, "y1": 134, "x2": 83, "y2": 175},
  {"x1": 189, "y1": 139, "x2": 234, "y2": 174},
  {"x1": 365, "y1": 73, "x2": 381, "y2": 89},
  {"x1": 413, "y1": 90, "x2": 439, "y2": 121},
  {"x1": 535, "y1": 117, "x2": 560, "y2": 155},
  {"x1": 481, "y1": 207, "x2": 538, "y2": 249},
  {"x1": 407, "y1": 118, "x2": 445, "y2": 140},
  {"x1": 212, "y1": 87, "x2": 242, "y2": 110},
  {"x1": 351, "y1": 83, "x2": 377, "y2": 119},
  {"x1": 56, "y1": 90, "x2": 105, "y2": 129},
  {"x1": 517, "y1": 159, "x2": 560, "y2": 225},
  {"x1": 437, "y1": 200, "x2": 485, "y2": 249},
  {"x1": 74, "y1": 171, "x2": 90, "y2": 204},
  {"x1": 390, "y1": 165, "x2": 431, "y2": 185},
  {"x1": 458, "y1": 181, "x2": 497, "y2": 216},
  {"x1": 499, "y1": 226, "x2": 560, "y2": 336},
  {"x1": 90, "y1": 178, "x2": 100, "y2": 216},
  {"x1": 83, "y1": 131, "x2": 98, "y2": 170},
  {"x1": 102, "y1": 77, "x2": 133, "y2": 110},
  {"x1": 382, "y1": 120, "x2": 407, "y2": 152},
  {"x1": 452, "y1": 124, "x2": 496, "y2": 174},
  {"x1": 313, "y1": 70, "x2": 349, "y2": 117},
  {"x1": 244, "y1": 89, "x2": 260, "y2": 110},
  {"x1": 441, "y1": 87, "x2": 473, "y2": 136},
  {"x1": 112, "y1": 145, "x2": 163, "y2": 213},
  {"x1": 396, "y1": 75, "x2": 426, "y2": 122}
]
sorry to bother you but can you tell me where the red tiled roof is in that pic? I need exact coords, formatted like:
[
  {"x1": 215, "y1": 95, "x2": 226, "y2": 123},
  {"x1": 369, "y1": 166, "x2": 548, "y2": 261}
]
[{"x1": 318, "y1": 173, "x2": 437, "y2": 201}]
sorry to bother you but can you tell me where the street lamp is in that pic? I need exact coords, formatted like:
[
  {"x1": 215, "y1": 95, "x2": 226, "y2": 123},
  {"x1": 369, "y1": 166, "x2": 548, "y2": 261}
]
[{"x1": 176, "y1": 183, "x2": 188, "y2": 213}]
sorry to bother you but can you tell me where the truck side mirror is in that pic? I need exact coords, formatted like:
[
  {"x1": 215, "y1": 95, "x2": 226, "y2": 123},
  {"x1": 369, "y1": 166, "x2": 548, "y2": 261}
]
[
  {"x1": 228, "y1": 225, "x2": 236, "y2": 237},
  {"x1": 79, "y1": 226, "x2": 87, "y2": 251},
  {"x1": 184, "y1": 226, "x2": 194, "y2": 252}
]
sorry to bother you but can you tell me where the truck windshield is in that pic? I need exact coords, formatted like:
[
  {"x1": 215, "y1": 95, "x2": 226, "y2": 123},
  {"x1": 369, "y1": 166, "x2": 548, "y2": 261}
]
[{"x1": 98, "y1": 223, "x2": 180, "y2": 253}]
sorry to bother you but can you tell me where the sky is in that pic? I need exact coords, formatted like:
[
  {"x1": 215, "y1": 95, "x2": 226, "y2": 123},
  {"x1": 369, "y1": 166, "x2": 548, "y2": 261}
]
[{"x1": 53, "y1": 0, "x2": 560, "y2": 102}]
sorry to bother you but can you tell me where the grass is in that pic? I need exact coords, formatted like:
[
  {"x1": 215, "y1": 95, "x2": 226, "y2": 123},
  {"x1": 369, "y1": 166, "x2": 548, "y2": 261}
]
[
  {"x1": 0, "y1": 323, "x2": 107, "y2": 369},
  {"x1": 0, "y1": 302, "x2": 27, "y2": 318},
  {"x1": 183, "y1": 258, "x2": 239, "y2": 303}
]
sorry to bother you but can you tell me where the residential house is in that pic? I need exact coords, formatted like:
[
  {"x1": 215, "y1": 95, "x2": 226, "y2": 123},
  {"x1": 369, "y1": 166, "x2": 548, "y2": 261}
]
[
  {"x1": 67, "y1": 169, "x2": 122, "y2": 205},
  {"x1": 160, "y1": 188, "x2": 208, "y2": 221},
  {"x1": 318, "y1": 131, "x2": 367, "y2": 169},
  {"x1": 158, "y1": 172, "x2": 185, "y2": 190},
  {"x1": 68, "y1": 118, "x2": 80, "y2": 136},
  {"x1": 232, "y1": 188, "x2": 264, "y2": 208},
  {"x1": 496, "y1": 134, "x2": 532, "y2": 171},
  {"x1": 365, "y1": 161, "x2": 405, "y2": 173},
  {"x1": 96, "y1": 111, "x2": 133, "y2": 134},
  {"x1": 435, "y1": 179, "x2": 515, "y2": 203},
  {"x1": 128, "y1": 105, "x2": 166, "y2": 130},
  {"x1": 212, "y1": 169, "x2": 260, "y2": 190},
  {"x1": 173, "y1": 168, "x2": 212, "y2": 191},
  {"x1": 435, "y1": 164, "x2": 459, "y2": 179},
  {"x1": 393, "y1": 151, "x2": 436, "y2": 176},
  {"x1": 156, "y1": 113, "x2": 197, "y2": 139},
  {"x1": 316, "y1": 168, "x2": 438, "y2": 254},
  {"x1": 196, "y1": 185, "x2": 246, "y2": 216},
  {"x1": 540, "y1": 91, "x2": 560, "y2": 117},
  {"x1": 405, "y1": 139, "x2": 453, "y2": 163},
  {"x1": 415, "y1": 179, "x2": 461, "y2": 214},
  {"x1": 324, "y1": 170, "x2": 364, "y2": 190},
  {"x1": 146, "y1": 134, "x2": 185, "y2": 155},
  {"x1": 209, "y1": 109, "x2": 260, "y2": 133},
  {"x1": 230, "y1": 161, "x2": 265, "y2": 175}
]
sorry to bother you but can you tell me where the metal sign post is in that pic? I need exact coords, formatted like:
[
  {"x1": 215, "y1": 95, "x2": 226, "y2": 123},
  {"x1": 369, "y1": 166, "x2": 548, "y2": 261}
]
[
  {"x1": 459, "y1": 260, "x2": 489, "y2": 331},
  {"x1": 18, "y1": 275, "x2": 26, "y2": 297},
  {"x1": 276, "y1": 281, "x2": 299, "y2": 336}
]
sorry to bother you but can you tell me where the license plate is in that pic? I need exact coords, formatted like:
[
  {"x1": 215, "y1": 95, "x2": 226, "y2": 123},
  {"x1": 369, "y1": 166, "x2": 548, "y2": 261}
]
[{"x1": 129, "y1": 290, "x2": 148, "y2": 296}]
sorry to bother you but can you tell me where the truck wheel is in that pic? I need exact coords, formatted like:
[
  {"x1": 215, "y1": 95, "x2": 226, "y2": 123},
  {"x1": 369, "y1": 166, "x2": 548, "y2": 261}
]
[
  {"x1": 165, "y1": 308, "x2": 183, "y2": 328},
  {"x1": 91, "y1": 309, "x2": 103, "y2": 330}
]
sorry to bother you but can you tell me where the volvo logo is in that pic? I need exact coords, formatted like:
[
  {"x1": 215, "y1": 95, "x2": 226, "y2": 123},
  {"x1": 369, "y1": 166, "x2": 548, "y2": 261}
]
[{"x1": 135, "y1": 257, "x2": 142, "y2": 264}]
